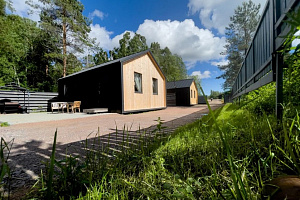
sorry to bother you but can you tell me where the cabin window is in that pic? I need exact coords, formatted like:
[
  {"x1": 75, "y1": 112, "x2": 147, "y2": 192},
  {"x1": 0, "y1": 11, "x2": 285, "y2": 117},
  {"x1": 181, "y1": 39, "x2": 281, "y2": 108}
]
[
  {"x1": 191, "y1": 90, "x2": 192, "y2": 98},
  {"x1": 152, "y1": 78, "x2": 158, "y2": 95},
  {"x1": 194, "y1": 90, "x2": 196, "y2": 98},
  {"x1": 134, "y1": 72, "x2": 142, "y2": 93},
  {"x1": 64, "y1": 84, "x2": 67, "y2": 96}
]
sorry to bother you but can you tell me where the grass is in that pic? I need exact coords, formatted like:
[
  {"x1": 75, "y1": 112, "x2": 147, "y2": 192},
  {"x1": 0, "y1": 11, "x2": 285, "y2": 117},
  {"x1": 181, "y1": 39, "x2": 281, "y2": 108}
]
[
  {"x1": 0, "y1": 137, "x2": 13, "y2": 199},
  {"x1": 0, "y1": 122, "x2": 9, "y2": 127},
  {"x1": 23, "y1": 102, "x2": 300, "y2": 199},
  {"x1": 0, "y1": 101, "x2": 297, "y2": 199}
]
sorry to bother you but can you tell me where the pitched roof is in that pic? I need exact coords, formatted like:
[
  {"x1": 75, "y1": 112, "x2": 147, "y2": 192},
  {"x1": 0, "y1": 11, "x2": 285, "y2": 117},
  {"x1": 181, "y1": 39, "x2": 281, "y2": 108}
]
[
  {"x1": 166, "y1": 79, "x2": 195, "y2": 89},
  {"x1": 59, "y1": 49, "x2": 161, "y2": 80}
]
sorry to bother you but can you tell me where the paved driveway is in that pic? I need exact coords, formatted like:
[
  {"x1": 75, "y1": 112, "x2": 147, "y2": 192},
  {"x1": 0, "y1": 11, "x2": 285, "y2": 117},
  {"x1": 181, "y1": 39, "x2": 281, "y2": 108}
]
[{"x1": 0, "y1": 100, "x2": 223, "y2": 197}]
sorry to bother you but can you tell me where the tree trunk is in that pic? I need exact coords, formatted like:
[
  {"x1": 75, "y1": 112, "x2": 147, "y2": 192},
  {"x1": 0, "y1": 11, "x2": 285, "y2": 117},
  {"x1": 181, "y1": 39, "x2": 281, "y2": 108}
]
[
  {"x1": 46, "y1": 65, "x2": 49, "y2": 76},
  {"x1": 62, "y1": 20, "x2": 67, "y2": 77}
]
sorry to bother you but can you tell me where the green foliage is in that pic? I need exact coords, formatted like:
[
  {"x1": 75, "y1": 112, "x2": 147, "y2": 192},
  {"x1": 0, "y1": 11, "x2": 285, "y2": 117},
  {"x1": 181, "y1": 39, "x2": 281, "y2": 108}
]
[
  {"x1": 27, "y1": 0, "x2": 91, "y2": 77},
  {"x1": 13, "y1": 102, "x2": 300, "y2": 199},
  {"x1": 281, "y1": 9, "x2": 300, "y2": 110},
  {"x1": 0, "y1": 122, "x2": 9, "y2": 127},
  {"x1": 76, "y1": 105, "x2": 299, "y2": 199},
  {"x1": 0, "y1": 15, "x2": 38, "y2": 86},
  {"x1": 0, "y1": 0, "x2": 5, "y2": 16},
  {"x1": 110, "y1": 32, "x2": 148, "y2": 59},
  {"x1": 217, "y1": 0, "x2": 261, "y2": 90},
  {"x1": 150, "y1": 43, "x2": 187, "y2": 81},
  {"x1": 241, "y1": 83, "x2": 276, "y2": 115},
  {"x1": 0, "y1": 0, "x2": 89, "y2": 91},
  {"x1": 93, "y1": 48, "x2": 109, "y2": 66},
  {"x1": 0, "y1": 138, "x2": 12, "y2": 199},
  {"x1": 190, "y1": 75, "x2": 201, "y2": 94},
  {"x1": 209, "y1": 90, "x2": 222, "y2": 99},
  {"x1": 0, "y1": 0, "x2": 13, "y2": 16}
]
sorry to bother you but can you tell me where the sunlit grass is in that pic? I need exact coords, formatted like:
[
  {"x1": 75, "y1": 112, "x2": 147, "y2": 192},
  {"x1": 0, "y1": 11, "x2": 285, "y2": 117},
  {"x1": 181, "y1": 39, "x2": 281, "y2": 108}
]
[{"x1": 21, "y1": 103, "x2": 300, "y2": 199}]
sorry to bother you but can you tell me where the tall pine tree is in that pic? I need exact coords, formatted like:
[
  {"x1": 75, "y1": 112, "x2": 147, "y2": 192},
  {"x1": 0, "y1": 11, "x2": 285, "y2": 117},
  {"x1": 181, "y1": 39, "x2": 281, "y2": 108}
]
[
  {"x1": 27, "y1": 0, "x2": 91, "y2": 77},
  {"x1": 217, "y1": 0, "x2": 260, "y2": 90}
]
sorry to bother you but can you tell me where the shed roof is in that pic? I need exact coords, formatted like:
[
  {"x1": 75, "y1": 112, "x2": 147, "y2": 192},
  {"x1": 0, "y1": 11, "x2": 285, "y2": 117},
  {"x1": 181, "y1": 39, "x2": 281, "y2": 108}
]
[
  {"x1": 59, "y1": 50, "x2": 162, "y2": 80},
  {"x1": 166, "y1": 79, "x2": 195, "y2": 89}
]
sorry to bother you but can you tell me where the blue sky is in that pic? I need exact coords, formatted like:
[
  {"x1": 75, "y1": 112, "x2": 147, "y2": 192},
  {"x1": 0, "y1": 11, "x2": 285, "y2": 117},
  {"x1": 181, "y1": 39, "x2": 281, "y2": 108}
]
[{"x1": 10, "y1": 0, "x2": 267, "y2": 95}]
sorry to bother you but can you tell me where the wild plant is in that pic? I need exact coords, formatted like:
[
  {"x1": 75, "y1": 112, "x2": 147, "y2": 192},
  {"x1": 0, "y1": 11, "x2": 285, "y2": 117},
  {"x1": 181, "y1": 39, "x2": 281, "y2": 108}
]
[{"x1": 0, "y1": 137, "x2": 13, "y2": 199}]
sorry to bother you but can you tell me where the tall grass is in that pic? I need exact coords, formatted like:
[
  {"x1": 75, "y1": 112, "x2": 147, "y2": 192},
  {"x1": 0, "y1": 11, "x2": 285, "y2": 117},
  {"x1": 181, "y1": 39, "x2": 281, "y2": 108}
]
[
  {"x1": 0, "y1": 137, "x2": 13, "y2": 199},
  {"x1": 26, "y1": 101, "x2": 300, "y2": 199}
]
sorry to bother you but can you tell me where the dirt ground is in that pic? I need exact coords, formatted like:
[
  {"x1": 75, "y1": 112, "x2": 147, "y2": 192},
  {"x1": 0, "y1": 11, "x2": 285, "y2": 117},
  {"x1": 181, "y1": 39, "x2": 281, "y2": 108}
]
[{"x1": 0, "y1": 100, "x2": 223, "y2": 198}]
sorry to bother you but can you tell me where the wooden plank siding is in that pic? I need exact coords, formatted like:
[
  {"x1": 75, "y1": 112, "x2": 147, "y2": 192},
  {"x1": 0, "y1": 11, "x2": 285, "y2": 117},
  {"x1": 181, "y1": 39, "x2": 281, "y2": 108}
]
[
  {"x1": 166, "y1": 92, "x2": 176, "y2": 106},
  {"x1": 190, "y1": 81, "x2": 198, "y2": 105},
  {"x1": 0, "y1": 90, "x2": 58, "y2": 112},
  {"x1": 122, "y1": 53, "x2": 166, "y2": 112}
]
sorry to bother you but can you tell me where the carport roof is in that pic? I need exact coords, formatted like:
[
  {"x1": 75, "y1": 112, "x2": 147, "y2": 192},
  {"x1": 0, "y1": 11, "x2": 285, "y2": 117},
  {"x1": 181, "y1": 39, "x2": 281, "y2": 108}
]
[
  {"x1": 59, "y1": 49, "x2": 162, "y2": 80},
  {"x1": 166, "y1": 79, "x2": 195, "y2": 89}
]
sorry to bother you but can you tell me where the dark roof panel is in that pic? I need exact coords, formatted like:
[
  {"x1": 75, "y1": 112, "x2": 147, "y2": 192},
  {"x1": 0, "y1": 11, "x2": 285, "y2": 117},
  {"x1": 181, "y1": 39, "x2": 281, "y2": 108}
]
[
  {"x1": 59, "y1": 50, "x2": 156, "y2": 80},
  {"x1": 166, "y1": 79, "x2": 194, "y2": 89}
]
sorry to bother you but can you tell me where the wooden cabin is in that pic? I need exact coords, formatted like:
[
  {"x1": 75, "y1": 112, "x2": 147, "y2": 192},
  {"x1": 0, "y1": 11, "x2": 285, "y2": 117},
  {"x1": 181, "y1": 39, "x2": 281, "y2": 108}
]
[
  {"x1": 58, "y1": 50, "x2": 166, "y2": 114},
  {"x1": 166, "y1": 79, "x2": 198, "y2": 106}
]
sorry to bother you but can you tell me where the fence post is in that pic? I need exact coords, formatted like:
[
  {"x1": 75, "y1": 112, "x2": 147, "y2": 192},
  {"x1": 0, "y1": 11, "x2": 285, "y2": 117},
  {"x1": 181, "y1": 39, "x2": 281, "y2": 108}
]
[{"x1": 275, "y1": 53, "x2": 283, "y2": 119}]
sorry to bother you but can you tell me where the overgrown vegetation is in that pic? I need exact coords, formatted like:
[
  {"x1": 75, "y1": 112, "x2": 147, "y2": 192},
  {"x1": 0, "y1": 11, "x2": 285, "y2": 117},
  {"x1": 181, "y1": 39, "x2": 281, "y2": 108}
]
[
  {"x1": 17, "y1": 102, "x2": 297, "y2": 199},
  {"x1": 0, "y1": 122, "x2": 9, "y2": 127},
  {"x1": 0, "y1": 138, "x2": 13, "y2": 199}
]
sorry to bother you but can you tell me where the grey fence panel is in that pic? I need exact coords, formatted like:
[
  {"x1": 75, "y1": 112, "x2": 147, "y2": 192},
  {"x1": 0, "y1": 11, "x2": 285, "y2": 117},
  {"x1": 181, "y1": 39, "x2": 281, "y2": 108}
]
[
  {"x1": 0, "y1": 90, "x2": 58, "y2": 112},
  {"x1": 231, "y1": 0, "x2": 298, "y2": 99}
]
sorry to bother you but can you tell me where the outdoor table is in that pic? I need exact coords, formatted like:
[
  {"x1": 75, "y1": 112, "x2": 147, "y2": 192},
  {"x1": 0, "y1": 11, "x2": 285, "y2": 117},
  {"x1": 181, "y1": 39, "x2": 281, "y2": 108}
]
[{"x1": 56, "y1": 102, "x2": 67, "y2": 113}]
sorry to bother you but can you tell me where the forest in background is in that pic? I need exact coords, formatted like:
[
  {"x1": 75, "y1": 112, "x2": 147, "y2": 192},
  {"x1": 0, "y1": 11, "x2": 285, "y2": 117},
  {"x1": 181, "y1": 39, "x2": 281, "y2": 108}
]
[{"x1": 0, "y1": 0, "x2": 189, "y2": 92}]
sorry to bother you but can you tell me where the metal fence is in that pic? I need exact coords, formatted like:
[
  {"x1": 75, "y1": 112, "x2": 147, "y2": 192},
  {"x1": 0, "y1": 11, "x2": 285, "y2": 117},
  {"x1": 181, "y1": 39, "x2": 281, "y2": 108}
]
[
  {"x1": 231, "y1": 0, "x2": 299, "y2": 99},
  {"x1": 0, "y1": 90, "x2": 58, "y2": 112}
]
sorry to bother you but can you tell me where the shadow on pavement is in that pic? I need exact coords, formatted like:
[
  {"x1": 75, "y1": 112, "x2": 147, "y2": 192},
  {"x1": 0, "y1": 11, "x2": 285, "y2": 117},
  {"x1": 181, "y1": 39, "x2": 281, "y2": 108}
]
[{"x1": 4, "y1": 104, "x2": 222, "y2": 197}]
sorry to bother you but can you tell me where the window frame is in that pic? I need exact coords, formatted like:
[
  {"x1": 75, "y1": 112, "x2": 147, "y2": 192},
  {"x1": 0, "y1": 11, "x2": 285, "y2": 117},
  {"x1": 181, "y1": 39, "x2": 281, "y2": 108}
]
[
  {"x1": 134, "y1": 72, "x2": 143, "y2": 94},
  {"x1": 152, "y1": 78, "x2": 158, "y2": 95}
]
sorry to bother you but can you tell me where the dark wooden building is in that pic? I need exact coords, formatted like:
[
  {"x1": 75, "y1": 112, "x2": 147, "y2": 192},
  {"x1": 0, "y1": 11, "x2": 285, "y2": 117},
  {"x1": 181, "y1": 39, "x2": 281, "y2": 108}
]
[
  {"x1": 58, "y1": 50, "x2": 166, "y2": 114},
  {"x1": 166, "y1": 79, "x2": 198, "y2": 106}
]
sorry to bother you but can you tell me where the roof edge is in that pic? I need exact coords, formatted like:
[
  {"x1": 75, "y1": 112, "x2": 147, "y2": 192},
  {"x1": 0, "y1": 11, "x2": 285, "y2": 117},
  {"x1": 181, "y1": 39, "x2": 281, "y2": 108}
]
[{"x1": 58, "y1": 49, "x2": 157, "y2": 81}]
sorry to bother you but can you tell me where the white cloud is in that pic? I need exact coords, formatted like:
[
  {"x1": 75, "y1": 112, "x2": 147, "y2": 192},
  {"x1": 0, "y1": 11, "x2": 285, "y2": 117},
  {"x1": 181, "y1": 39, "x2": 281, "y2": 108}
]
[
  {"x1": 10, "y1": 0, "x2": 40, "y2": 21},
  {"x1": 185, "y1": 61, "x2": 197, "y2": 70},
  {"x1": 89, "y1": 19, "x2": 226, "y2": 66},
  {"x1": 211, "y1": 59, "x2": 229, "y2": 67},
  {"x1": 188, "y1": 0, "x2": 267, "y2": 34},
  {"x1": 89, "y1": 24, "x2": 134, "y2": 50},
  {"x1": 293, "y1": 38, "x2": 300, "y2": 47},
  {"x1": 191, "y1": 70, "x2": 211, "y2": 79},
  {"x1": 89, "y1": 24, "x2": 114, "y2": 50},
  {"x1": 137, "y1": 19, "x2": 226, "y2": 64},
  {"x1": 292, "y1": 30, "x2": 300, "y2": 47},
  {"x1": 89, "y1": 9, "x2": 106, "y2": 20}
]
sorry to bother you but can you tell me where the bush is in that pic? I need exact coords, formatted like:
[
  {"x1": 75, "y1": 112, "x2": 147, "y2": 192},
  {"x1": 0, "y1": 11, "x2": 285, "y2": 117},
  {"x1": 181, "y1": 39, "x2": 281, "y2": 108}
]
[{"x1": 241, "y1": 83, "x2": 276, "y2": 115}]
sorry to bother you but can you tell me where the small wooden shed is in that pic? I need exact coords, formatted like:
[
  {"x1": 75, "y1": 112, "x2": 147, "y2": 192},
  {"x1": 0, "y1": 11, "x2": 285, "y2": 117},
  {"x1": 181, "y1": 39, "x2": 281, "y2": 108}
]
[
  {"x1": 58, "y1": 50, "x2": 166, "y2": 113},
  {"x1": 166, "y1": 79, "x2": 198, "y2": 106}
]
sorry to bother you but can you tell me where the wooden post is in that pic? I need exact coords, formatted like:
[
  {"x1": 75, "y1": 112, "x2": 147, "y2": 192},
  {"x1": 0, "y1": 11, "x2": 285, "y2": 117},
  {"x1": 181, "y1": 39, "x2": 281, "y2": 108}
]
[{"x1": 275, "y1": 53, "x2": 283, "y2": 119}]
